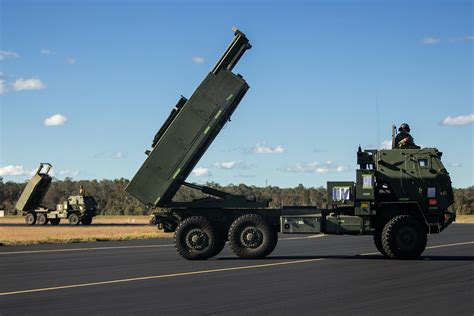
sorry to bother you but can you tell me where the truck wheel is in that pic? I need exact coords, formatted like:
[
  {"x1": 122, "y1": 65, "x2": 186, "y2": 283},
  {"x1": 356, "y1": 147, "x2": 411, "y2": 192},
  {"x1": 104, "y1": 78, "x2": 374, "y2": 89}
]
[
  {"x1": 25, "y1": 213, "x2": 36, "y2": 225},
  {"x1": 382, "y1": 215, "x2": 427, "y2": 259},
  {"x1": 37, "y1": 213, "x2": 48, "y2": 225},
  {"x1": 373, "y1": 229, "x2": 388, "y2": 257},
  {"x1": 68, "y1": 213, "x2": 80, "y2": 226},
  {"x1": 50, "y1": 218, "x2": 61, "y2": 225},
  {"x1": 209, "y1": 227, "x2": 228, "y2": 258},
  {"x1": 228, "y1": 214, "x2": 278, "y2": 259},
  {"x1": 174, "y1": 216, "x2": 217, "y2": 260},
  {"x1": 81, "y1": 217, "x2": 93, "y2": 225}
]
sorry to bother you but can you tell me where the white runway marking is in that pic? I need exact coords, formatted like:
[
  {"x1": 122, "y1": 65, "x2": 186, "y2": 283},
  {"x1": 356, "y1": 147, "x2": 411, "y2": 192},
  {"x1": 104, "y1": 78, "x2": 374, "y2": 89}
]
[
  {"x1": 359, "y1": 241, "x2": 474, "y2": 256},
  {"x1": 0, "y1": 235, "x2": 324, "y2": 256},
  {"x1": 0, "y1": 244, "x2": 173, "y2": 256},
  {"x1": 0, "y1": 240, "x2": 472, "y2": 297}
]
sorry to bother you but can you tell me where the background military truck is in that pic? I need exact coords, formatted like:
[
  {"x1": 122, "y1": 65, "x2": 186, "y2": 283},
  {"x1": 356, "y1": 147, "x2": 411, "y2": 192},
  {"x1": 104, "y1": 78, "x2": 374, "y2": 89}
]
[
  {"x1": 126, "y1": 29, "x2": 455, "y2": 261},
  {"x1": 15, "y1": 163, "x2": 98, "y2": 225}
]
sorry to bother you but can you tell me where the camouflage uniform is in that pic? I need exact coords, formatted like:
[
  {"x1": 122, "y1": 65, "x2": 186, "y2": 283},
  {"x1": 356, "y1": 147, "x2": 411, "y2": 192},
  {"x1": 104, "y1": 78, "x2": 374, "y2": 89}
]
[{"x1": 395, "y1": 132, "x2": 419, "y2": 149}]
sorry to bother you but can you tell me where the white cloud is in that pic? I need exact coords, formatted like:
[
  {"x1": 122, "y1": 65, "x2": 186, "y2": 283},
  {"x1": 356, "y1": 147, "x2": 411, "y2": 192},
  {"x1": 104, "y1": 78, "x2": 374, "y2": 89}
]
[
  {"x1": 191, "y1": 167, "x2": 211, "y2": 177},
  {"x1": 59, "y1": 169, "x2": 79, "y2": 177},
  {"x1": 214, "y1": 161, "x2": 238, "y2": 169},
  {"x1": 40, "y1": 48, "x2": 55, "y2": 55},
  {"x1": 0, "y1": 50, "x2": 19, "y2": 60},
  {"x1": 113, "y1": 152, "x2": 127, "y2": 159},
  {"x1": 440, "y1": 114, "x2": 474, "y2": 126},
  {"x1": 380, "y1": 140, "x2": 392, "y2": 150},
  {"x1": 252, "y1": 144, "x2": 286, "y2": 154},
  {"x1": 287, "y1": 161, "x2": 349, "y2": 174},
  {"x1": 66, "y1": 57, "x2": 77, "y2": 65},
  {"x1": 0, "y1": 79, "x2": 5, "y2": 95},
  {"x1": 464, "y1": 35, "x2": 474, "y2": 41},
  {"x1": 192, "y1": 56, "x2": 204, "y2": 64},
  {"x1": 450, "y1": 162, "x2": 462, "y2": 167},
  {"x1": 12, "y1": 77, "x2": 46, "y2": 91},
  {"x1": 0, "y1": 165, "x2": 26, "y2": 176},
  {"x1": 420, "y1": 37, "x2": 441, "y2": 45},
  {"x1": 44, "y1": 114, "x2": 68, "y2": 126}
]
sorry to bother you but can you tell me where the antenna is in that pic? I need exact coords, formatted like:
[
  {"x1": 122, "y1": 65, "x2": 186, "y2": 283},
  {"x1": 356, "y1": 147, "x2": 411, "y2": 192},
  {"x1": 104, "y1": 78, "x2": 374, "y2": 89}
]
[{"x1": 376, "y1": 90, "x2": 380, "y2": 149}]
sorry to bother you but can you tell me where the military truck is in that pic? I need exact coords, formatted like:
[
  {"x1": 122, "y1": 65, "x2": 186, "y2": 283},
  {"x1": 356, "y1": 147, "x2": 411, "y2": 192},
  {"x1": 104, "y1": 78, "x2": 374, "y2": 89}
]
[
  {"x1": 16, "y1": 163, "x2": 98, "y2": 225},
  {"x1": 126, "y1": 29, "x2": 455, "y2": 260}
]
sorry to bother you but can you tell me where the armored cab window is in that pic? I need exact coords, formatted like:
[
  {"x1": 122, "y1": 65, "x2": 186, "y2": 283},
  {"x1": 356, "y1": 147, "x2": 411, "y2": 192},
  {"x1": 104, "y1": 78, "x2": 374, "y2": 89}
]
[{"x1": 418, "y1": 159, "x2": 429, "y2": 168}]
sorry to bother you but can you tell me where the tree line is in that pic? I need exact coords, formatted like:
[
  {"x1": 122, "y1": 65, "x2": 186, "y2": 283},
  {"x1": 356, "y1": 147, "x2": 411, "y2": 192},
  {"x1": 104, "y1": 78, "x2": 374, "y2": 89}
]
[{"x1": 1, "y1": 178, "x2": 472, "y2": 215}]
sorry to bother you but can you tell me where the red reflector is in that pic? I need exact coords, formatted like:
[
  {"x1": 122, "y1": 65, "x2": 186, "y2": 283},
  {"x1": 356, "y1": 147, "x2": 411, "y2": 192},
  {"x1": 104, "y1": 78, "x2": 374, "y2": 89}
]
[{"x1": 429, "y1": 199, "x2": 437, "y2": 205}]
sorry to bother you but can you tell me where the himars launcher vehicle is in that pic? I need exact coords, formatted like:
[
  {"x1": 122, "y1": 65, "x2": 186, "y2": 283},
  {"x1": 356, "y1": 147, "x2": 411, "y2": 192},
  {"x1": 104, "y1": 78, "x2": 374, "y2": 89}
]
[
  {"x1": 126, "y1": 29, "x2": 456, "y2": 260},
  {"x1": 16, "y1": 163, "x2": 98, "y2": 225}
]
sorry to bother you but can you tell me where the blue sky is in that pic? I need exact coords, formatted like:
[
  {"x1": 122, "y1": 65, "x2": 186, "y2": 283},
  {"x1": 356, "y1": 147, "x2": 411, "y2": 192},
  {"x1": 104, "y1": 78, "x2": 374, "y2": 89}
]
[{"x1": 1, "y1": 0, "x2": 472, "y2": 188}]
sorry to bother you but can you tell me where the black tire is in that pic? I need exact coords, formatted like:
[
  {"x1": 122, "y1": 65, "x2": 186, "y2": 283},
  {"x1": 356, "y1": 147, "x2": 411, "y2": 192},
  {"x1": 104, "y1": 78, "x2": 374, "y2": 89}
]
[
  {"x1": 209, "y1": 226, "x2": 228, "y2": 258},
  {"x1": 81, "y1": 217, "x2": 92, "y2": 225},
  {"x1": 174, "y1": 216, "x2": 217, "y2": 260},
  {"x1": 382, "y1": 215, "x2": 427, "y2": 259},
  {"x1": 25, "y1": 213, "x2": 36, "y2": 225},
  {"x1": 68, "y1": 213, "x2": 80, "y2": 226},
  {"x1": 50, "y1": 218, "x2": 61, "y2": 225},
  {"x1": 37, "y1": 213, "x2": 48, "y2": 225},
  {"x1": 373, "y1": 229, "x2": 388, "y2": 257},
  {"x1": 228, "y1": 214, "x2": 278, "y2": 259}
]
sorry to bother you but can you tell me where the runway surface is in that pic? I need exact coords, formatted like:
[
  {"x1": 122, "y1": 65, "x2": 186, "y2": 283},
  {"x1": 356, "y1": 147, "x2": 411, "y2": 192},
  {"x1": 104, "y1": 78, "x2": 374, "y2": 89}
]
[{"x1": 0, "y1": 224, "x2": 472, "y2": 315}]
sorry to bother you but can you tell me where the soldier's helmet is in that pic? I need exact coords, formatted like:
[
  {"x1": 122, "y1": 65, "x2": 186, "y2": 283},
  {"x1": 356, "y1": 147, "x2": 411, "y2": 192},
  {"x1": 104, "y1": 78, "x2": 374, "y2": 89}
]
[{"x1": 399, "y1": 123, "x2": 411, "y2": 133}]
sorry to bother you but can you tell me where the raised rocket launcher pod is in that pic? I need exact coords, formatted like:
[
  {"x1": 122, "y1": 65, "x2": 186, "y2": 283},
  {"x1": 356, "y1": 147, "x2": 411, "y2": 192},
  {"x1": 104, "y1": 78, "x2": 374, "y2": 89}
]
[
  {"x1": 16, "y1": 163, "x2": 98, "y2": 225},
  {"x1": 125, "y1": 28, "x2": 265, "y2": 209},
  {"x1": 127, "y1": 29, "x2": 456, "y2": 261}
]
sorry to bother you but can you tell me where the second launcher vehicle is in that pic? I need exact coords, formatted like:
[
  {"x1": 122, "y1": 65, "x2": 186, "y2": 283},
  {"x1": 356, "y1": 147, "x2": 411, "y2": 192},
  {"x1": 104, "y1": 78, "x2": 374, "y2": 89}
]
[{"x1": 16, "y1": 163, "x2": 98, "y2": 226}]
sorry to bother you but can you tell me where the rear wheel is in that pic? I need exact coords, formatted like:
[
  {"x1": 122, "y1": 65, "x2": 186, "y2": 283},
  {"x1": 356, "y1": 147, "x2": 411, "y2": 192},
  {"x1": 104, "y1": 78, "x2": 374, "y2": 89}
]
[
  {"x1": 25, "y1": 213, "x2": 36, "y2": 225},
  {"x1": 81, "y1": 217, "x2": 92, "y2": 225},
  {"x1": 228, "y1": 214, "x2": 278, "y2": 259},
  {"x1": 175, "y1": 216, "x2": 217, "y2": 260},
  {"x1": 68, "y1": 213, "x2": 80, "y2": 226},
  {"x1": 382, "y1": 215, "x2": 427, "y2": 259},
  {"x1": 37, "y1": 213, "x2": 48, "y2": 225},
  {"x1": 50, "y1": 218, "x2": 61, "y2": 225}
]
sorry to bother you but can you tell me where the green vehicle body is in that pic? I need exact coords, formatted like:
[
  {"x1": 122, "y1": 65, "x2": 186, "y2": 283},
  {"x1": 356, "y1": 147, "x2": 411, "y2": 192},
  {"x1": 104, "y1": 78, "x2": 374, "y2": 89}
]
[
  {"x1": 127, "y1": 29, "x2": 455, "y2": 260},
  {"x1": 15, "y1": 163, "x2": 98, "y2": 225}
]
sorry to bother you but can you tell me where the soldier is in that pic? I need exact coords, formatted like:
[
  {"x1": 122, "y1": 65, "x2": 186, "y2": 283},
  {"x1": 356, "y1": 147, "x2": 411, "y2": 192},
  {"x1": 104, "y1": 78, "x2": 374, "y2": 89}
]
[
  {"x1": 395, "y1": 123, "x2": 420, "y2": 149},
  {"x1": 79, "y1": 185, "x2": 85, "y2": 196}
]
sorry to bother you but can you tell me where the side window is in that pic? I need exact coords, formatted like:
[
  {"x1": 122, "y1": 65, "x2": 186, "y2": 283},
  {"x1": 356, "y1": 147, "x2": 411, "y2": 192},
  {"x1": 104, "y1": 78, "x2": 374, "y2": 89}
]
[{"x1": 418, "y1": 158, "x2": 430, "y2": 168}]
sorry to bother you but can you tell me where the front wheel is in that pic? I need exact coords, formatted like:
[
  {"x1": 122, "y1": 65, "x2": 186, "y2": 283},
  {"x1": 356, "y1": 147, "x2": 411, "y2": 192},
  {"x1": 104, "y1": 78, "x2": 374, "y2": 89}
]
[
  {"x1": 373, "y1": 229, "x2": 388, "y2": 257},
  {"x1": 68, "y1": 213, "x2": 80, "y2": 226},
  {"x1": 175, "y1": 216, "x2": 218, "y2": 260},
  {"x1": 228, "y1": 214, "x2": 278, "y2": 259},
  {"x1": 81, "y1": 217, "x2": 92, "y2": 225},
  {"x1": 382, "y1": 215, "x2": 427, "y2": 259}
]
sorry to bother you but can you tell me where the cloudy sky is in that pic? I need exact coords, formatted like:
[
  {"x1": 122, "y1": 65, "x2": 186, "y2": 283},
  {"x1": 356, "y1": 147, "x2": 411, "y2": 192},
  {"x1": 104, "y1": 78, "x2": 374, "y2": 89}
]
[{"x1": 1, "y1": 0, "x2": 472, "y2": 188}]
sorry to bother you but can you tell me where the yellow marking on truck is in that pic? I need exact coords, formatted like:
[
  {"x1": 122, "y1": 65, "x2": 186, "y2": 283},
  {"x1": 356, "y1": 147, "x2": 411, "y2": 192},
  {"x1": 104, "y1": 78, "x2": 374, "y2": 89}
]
[
  {"x1": 172, "y1": 168, "x2": 181, "y2": 179},
  {"x1": 226, "y1": 93, "x2": 234, "y2": 101},
  {"x1": 214, "y1": 110, "x2": 222, "y2": 119},
  {"x1": 204, "y1": 126, "x2": 211, "y2": 134}
]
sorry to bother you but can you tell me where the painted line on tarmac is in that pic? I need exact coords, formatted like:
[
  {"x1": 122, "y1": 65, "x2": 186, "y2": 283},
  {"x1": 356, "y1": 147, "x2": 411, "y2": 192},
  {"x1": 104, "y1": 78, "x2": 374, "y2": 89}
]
[
  {"x1": 359, "y1": 240, "x2": 474, "y2": 256},
  {"x1": 0, "y1": 258, "x2": 327, "y2": 297},
  {"x1": 0, "y1": 240, "x2": 471, "y2": 297},
  {"x1": 0, "y1": 244, "x2": 174, "y2": 256},
  {"x1": 0, "y1": 235, "x2": 324, "y2": 256}
]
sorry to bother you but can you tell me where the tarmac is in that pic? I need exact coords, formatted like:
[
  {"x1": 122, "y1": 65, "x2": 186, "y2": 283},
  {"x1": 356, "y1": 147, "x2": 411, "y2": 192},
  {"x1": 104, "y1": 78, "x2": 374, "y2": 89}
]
[{"x1": 0, "y1": 224, "x2": 472, "y2": 315}]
